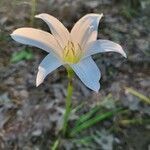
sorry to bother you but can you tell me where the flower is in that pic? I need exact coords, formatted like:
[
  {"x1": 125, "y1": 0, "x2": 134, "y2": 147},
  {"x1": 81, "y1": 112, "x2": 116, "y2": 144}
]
[{"x1": 11, "y1": 13, "x2": 126, "y2": 92}]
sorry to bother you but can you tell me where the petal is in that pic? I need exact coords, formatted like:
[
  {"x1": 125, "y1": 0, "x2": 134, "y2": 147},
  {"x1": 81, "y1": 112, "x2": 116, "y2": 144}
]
[
  {"x1": 84, "y1": 40, "x2": 127, "y2": 58},
  {"x1": 71, "y1": 13, "x2": 103, "y2": 48},
  {"x1": 36, "y1": 53, "x2": 62, "y2": 86},
  {"x1": 71, "y1": 57, "x2": 101, "y2": 92},
  {"x1": 11, "y1": 27, "x2": 62, "y2": 57},
  {"x1": 35, "y1": 13, "x2": 70, "y2": 48}
]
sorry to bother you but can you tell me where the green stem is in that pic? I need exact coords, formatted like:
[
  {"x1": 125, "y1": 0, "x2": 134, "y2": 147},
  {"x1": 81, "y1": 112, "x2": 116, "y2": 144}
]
[
  {"x1": 126, "y1": 87, "x2": 150, "y2": 104},
  {"x1": 51, "y1": 67, "x2": 74, "y2": 149},
  {"x1": 30, "y1": 0, "x2": 36, "y2": 26},
  {"x1": 119, "y1": 119, "x2": 150, "y2": 125},
  {"x1": 51, "y1": 139, "x2": 60, "y2": 150},
  {"x1": 62, "y1": 67, "x2": 74, "y2": 136}
]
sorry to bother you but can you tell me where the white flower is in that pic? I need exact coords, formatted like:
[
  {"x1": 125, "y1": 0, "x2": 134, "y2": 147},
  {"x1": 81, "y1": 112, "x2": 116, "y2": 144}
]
[{"x1": 11, "y1": 13, "x2": 126, "y2": 92}]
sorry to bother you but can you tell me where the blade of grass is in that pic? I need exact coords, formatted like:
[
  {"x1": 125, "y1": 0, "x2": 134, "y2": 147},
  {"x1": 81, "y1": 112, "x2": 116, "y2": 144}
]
[
  {"x1": 70, "y1": 108, "x2": 123, "y2": 137},
  {"x1": 119, "y1": 119, "x2": 150, "y2": 125},
  {"x1": 126, "y1": 87, "x2": 150, "y2": 104},
  {"x1": 73, "y1": 136, "x2": 94, "y2": 146},
  {"x1": 51, "y1": 139, "x2": 60, "y2": 150},
  {"x1": 74, "y1": 105, "x2": 101, "y2": 127},
  {"x1": 71, "y1": 102, "x2": 85, "y2": 114}
]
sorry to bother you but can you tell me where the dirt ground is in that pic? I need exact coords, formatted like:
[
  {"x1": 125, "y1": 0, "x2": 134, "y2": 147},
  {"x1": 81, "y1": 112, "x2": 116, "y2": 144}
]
[{"x1": 0, "y1": 0, "x2": 150, "y2": 150}]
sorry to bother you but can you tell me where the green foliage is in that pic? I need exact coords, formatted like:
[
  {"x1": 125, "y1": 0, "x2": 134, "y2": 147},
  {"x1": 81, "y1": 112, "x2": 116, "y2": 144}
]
[
  {"x1": 0, "y1": 33, "x2": 9, "y2": 42},
  {"x1": 73, "y1": 129, "x2": 114, "y2": 149},
  {"x1": 115, "y1": 0, "x2": 141, "y2": 9},
  {"x1": 126, "y1": 87, "x2": 150, "y2": 104},
  {"x1": 70, "y1": 107, "x2": 124, "y2": 137},
  {"x1": 115, "y1": 0, "x2": 141, "y2": 20},
  {"x1": 69, "y1": 95, "x2": 121, "y2": 137},
  {"x1": 120, "y1": 6, "x2": 138, "y2": 20},
  {"x1": 73, "y1": 136, "x2": 94, "y2": 146},
  {"x1": 119, "y1": 118, "x2": 150, "y2": 125},
  {"x1": 71, "y1": 102, "x2": 85, "y2": 114},
  {"x1": 51, "y1": 139, "x2": 60, "y2": 150},
  {"x1": 74, "y1": 105, "x2": 101, "y2": 127},
  {"x1": 11, "y1": 47, "x2": 33, "y2": 63},
  {"x1": 30, "y1": 0, "x2": 37, "y2": 26}
]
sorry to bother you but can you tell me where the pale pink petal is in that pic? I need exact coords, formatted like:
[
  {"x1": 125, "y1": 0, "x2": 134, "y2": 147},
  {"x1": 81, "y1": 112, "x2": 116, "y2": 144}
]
[
  {"x1": 36, "y1": 53, "x2": 62, "y2": 86},
  {"x1": 11, "y1": 27, "x2": 62, "y2": 57},
  {"x1": 71, "y1": 57, "x2": 101, "y2": 92},
  {"x1": 85, "y1": 40, "x2": 127, "y2": 58},
  {"x1": 35, "y1": 13, "x2": 70, "y2": 48}
]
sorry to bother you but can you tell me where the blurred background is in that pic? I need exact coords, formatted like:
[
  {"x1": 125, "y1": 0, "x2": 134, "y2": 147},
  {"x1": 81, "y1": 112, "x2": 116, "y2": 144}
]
[{"x1": 0, "y1": 0, "x2": 150, "y2": 149}]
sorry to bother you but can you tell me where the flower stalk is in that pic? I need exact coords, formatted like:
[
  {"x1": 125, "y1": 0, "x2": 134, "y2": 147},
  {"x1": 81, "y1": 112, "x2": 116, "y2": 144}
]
[
  {"x1": 62, "y1": 67, "x2": 74, "y2": 136},
  {"x1": 51, "y1": 67, "x2": 74, "y2": 149},
  {"x1": 30, "y1": 0, "x2": 37, "y2": 26}
]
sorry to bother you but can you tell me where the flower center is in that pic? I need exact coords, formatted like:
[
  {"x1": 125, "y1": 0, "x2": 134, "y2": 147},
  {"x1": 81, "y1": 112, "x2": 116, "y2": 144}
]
[{"x1": 63, "y1": 41, "x2": 82, "y2": 64}]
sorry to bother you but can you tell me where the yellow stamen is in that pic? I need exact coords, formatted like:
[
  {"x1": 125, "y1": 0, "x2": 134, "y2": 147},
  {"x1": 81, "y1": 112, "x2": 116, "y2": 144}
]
[{"x1": 63, "y1": 41, "x2": 82, "y2": 64}]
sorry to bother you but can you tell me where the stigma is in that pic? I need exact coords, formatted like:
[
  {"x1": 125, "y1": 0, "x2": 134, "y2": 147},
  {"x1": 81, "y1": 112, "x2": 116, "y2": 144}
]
[{"x1": 63, "y1": 41, "x2": 82, "y2": 64}]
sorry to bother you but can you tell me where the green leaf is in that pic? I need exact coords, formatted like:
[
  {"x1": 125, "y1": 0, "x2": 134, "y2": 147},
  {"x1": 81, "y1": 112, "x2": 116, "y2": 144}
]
[
  {"x1": 73, "y1": 94, "x2": 117, "y2": 128},
  {"x1": 11, "y1": 48, "x2": 33, "y2": 63},
  {"x1": 51, "y1": 139, "x2": 60, "y2": 150},
  {"x1": 73, "y1": 136, "x2": 94, "y2": 146},
  {"x1": 70, "y1": 108, "x2": 123, "y2": 137},
  {"x1": 119, "y1": 119, "x2": 150, "y2": 125},
  {"x1": 126, "y1": 87, "x2": 150, "y2": 105},
  {"x1": 71, "y1": 102, "x2": 85, "y2": 114},
  {"x1": 74, "y1": 105, "x2": 101, "y2": 127}
]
